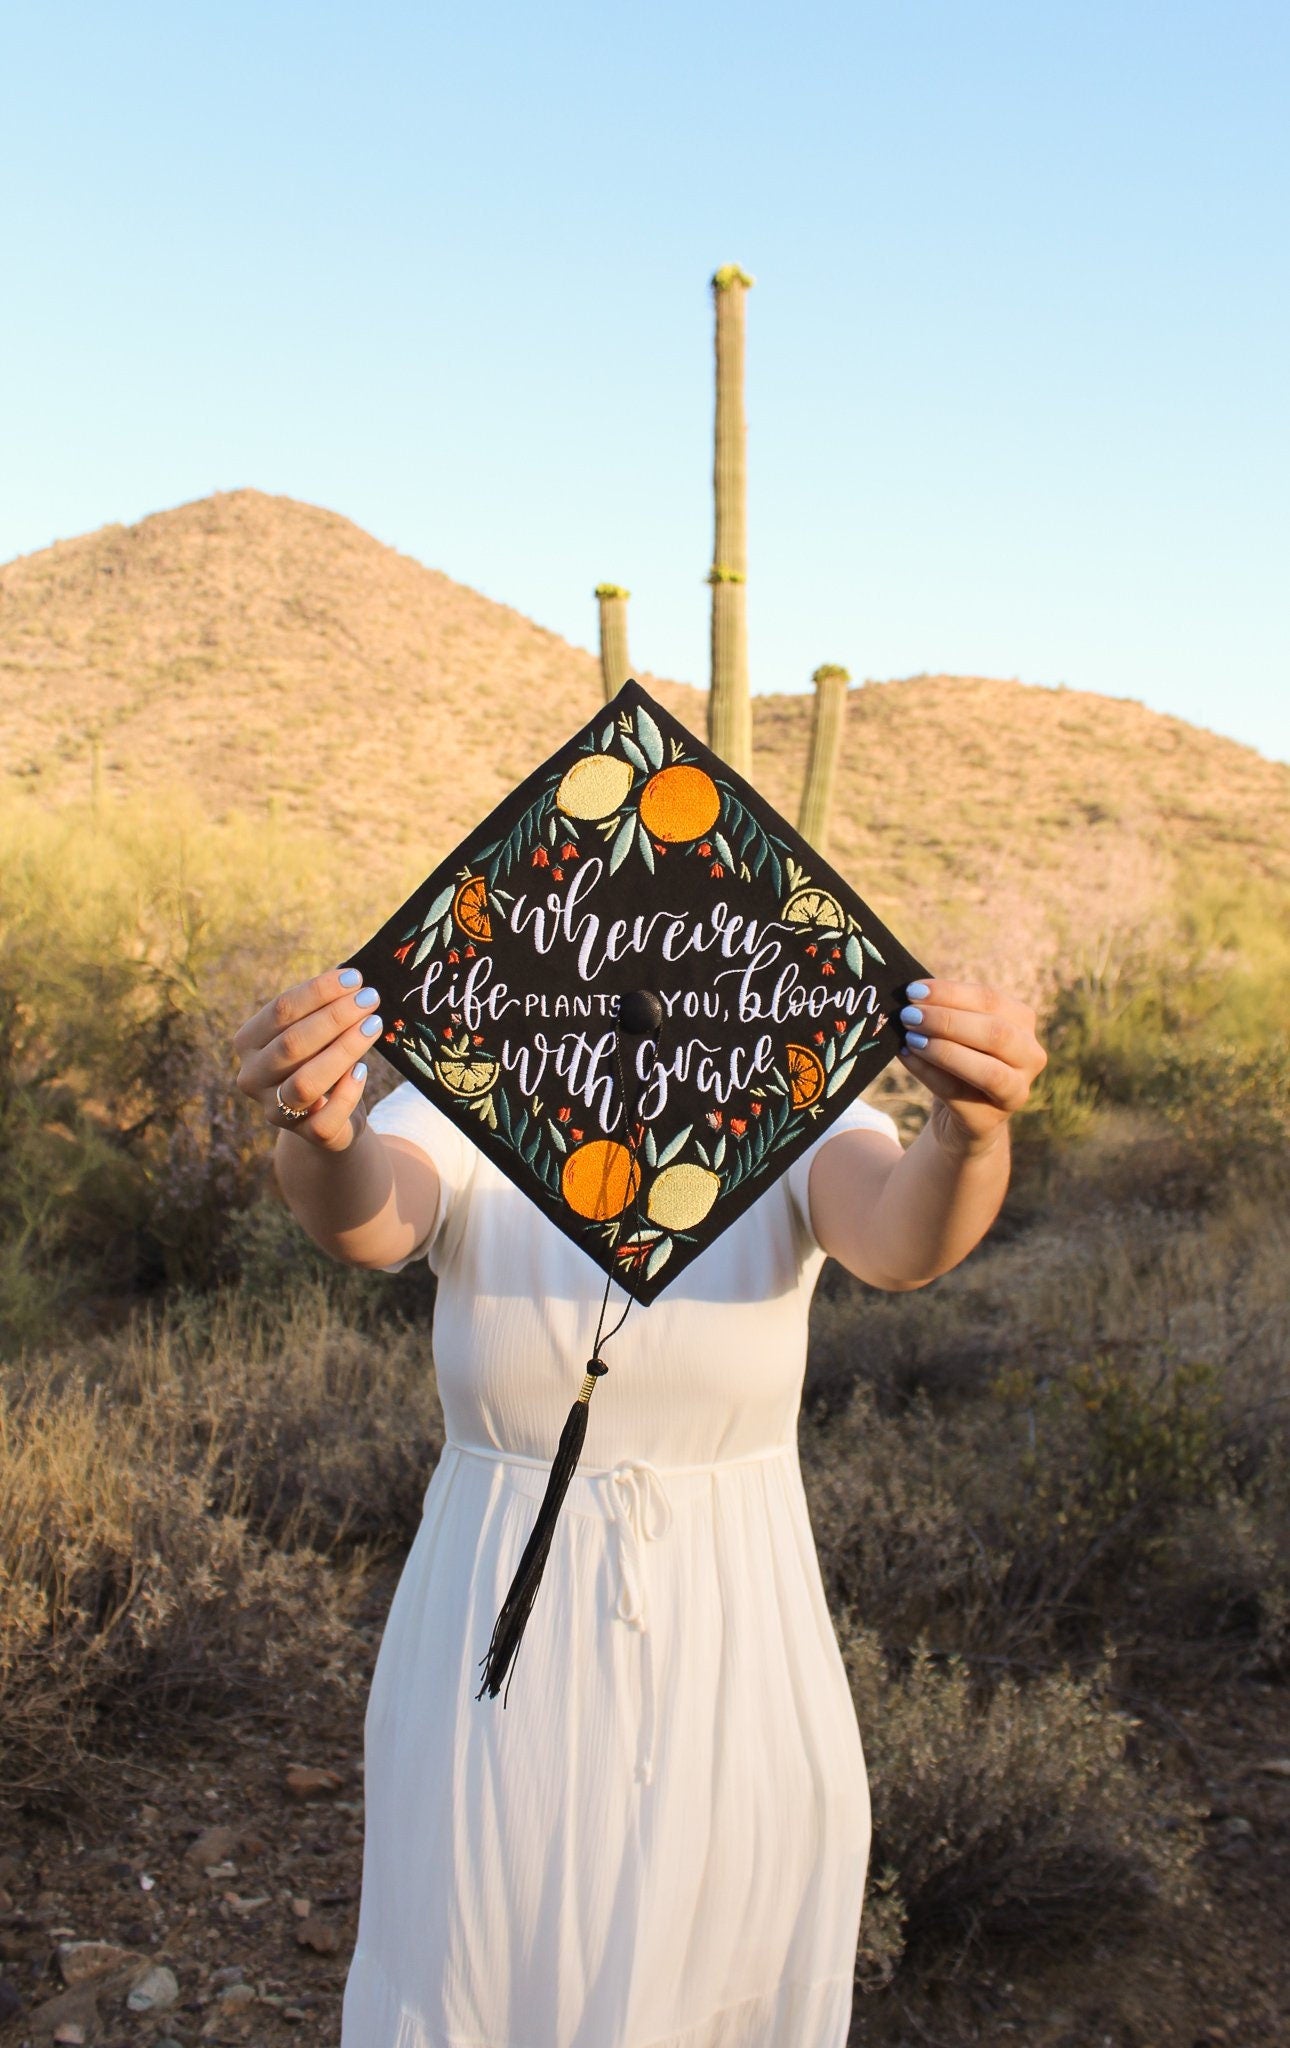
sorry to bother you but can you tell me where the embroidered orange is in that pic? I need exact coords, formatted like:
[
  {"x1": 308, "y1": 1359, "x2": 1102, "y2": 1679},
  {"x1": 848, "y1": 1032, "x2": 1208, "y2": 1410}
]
[
  {"x1": 785, "y1": 1043, "x2": 826, "y2": 1109},
  {"x1": 638, "y1": 765, "x2": 721, "y2": 845},
  {"x1": 452, "y1": 875, "x2": 493, "y2": 942},
  {"x1": 561, "y1": 1138, "x2": 642, "y2": 1220}
]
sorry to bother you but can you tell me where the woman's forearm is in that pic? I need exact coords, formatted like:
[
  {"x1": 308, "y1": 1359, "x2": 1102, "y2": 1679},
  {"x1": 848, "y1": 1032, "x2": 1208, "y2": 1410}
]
[
  {"x1": 866, "y1": 1105, "x2": 1011, "y2": 1289},
  {"x1": 273, "y1": 1116, "x2": 409, "y2": 1266}
]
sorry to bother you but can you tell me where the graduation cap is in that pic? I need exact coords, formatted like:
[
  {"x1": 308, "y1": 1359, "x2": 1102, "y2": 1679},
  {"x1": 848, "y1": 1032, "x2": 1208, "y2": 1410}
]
[{"x1": 344, "y1": 678, "x2": 927, "y2": 1705}]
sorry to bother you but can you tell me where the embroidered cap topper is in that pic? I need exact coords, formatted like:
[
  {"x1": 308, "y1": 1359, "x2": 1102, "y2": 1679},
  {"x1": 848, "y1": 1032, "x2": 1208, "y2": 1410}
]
[
  {"x1": 346, "y1": 678, "x2": 926, "y2": 1303},
  {"x1": 343, "y1": 677, "x2": 928, "y2": 1704}
]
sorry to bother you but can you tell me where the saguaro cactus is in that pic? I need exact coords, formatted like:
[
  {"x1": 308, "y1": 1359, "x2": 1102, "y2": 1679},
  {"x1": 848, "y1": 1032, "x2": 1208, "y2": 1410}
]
[
  {"x1": 594, "y1": 584, "x2": 632, "y2": 702},
  {"x1": 707, "y1": 265, "x2": 754, "y2": 777},
  {"x1": 798, "y1": 665, "x2": 851, "y2": 854}
]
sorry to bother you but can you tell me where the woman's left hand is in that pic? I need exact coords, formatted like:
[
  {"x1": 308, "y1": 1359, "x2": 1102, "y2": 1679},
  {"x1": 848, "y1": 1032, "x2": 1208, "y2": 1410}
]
[{"x1": 895, "y1": 978, "x2": 1047, "y2": 1153}]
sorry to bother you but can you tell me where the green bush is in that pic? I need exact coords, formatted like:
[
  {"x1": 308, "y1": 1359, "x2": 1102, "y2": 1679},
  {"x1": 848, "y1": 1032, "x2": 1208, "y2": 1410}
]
[{"x1": 0, "y1": 791, "x2": 367, "y2": 1349}]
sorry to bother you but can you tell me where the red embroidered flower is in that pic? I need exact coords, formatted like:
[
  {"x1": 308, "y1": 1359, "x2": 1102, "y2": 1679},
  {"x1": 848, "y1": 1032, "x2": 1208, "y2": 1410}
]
[
  {"x1": 532, "y1": 847, "x2": 550, "y2": 867},
  {"x1": 729, "y1": 1116, "x2": 748, "y2": 1136},
  {"x1": 750, "y1": 1102, "x2": 763, "y2": 1116},
  {"x1": 393, "y1": 941, "x2": 414, "y2": 963},
  {"x1": 706, "y1": 1110, "x2": 723, "y2": 1129},
  {"x1": 472, "y1": 1034, "x2": 484, "y2": 1046},
  {"x1": 710, "y1": 861, "x2": 725, "y2": 878},
  {"x1": 570, "y1": 1128, "x2": 585, "y2": 1142},
  {"x1": 557, "y1": 1106, "x2": 572, "y2": 1123},
  {"x1": 835, "y1": 1020, "x2": 847, "y2": 1033},
  {"x1": 653, "y1": 842, "x2": 668, "y2": 856},
  {"x1": 561, "y1": 843, "x2": 579, "y2": 861},
  {"x1": 552, "y1": 866, "x2": 564, "y2": 881},
  {"x1": 805, "y1": 944, "x2": 818, "y2": 956},
  {"x1": 465, "y1": 945, "x2": 476, "y2": 959},
  {"x1": 813, "y1": 1030, "x2": 826, "y2": 1045},
  {"x1": 383, "y1": 1030, "x2": 396, "y2": 1042},
  {"x1": 697, "y1": 842, "x2": 713, "y2": 858},
  {"x1": 821, "y1": 963, "x2": 836, "y2": 976},
  {"x1": 448, "y1": 950, "x2": 460, "y2": 965},
  {"x1": 831, "y1": 948, "x2": 841, "y2": 959}
]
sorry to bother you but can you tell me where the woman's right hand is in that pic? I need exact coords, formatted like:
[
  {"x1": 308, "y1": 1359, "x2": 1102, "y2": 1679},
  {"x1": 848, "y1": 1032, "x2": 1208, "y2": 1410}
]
[{"x1": 233, "y1": 964, "x2": 385, "y2": 1153}]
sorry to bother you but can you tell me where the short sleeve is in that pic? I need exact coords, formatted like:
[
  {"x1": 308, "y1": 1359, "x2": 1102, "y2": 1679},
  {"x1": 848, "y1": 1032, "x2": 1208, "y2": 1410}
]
[
  {"x1": 785, "y1": 1095, "x2": 902, "y2": 1255},
  {"x1": 364, "y1": 1080, "x2": 478, "y2": 1275}
]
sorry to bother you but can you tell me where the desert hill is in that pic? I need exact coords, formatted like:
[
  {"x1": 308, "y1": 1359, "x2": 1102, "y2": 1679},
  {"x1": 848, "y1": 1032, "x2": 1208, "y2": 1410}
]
[{"x1": 3, "y1": 489, "x2": 1286, "y2": 997}]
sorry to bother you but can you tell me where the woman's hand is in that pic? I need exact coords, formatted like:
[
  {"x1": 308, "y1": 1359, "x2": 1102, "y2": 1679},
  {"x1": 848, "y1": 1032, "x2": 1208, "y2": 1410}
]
[
  {"x1": 895, "y1": 977, "x2": 1047, "y2": 1155},
  {"x1": 233, "y1": 964, "x2": 384, "y2": 1153}
]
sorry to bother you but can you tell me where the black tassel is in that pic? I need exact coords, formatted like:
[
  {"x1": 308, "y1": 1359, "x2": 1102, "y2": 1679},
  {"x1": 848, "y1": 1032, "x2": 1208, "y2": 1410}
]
[{"x1": 476, "y1": 1359, "x2": 608, "y2": 1706}]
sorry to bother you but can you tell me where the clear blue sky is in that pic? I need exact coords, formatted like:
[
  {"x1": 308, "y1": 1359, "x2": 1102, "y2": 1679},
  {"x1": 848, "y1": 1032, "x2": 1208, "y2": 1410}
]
[{"x1": 3, "y1": 2, "x2": 1287, "y2": 761}]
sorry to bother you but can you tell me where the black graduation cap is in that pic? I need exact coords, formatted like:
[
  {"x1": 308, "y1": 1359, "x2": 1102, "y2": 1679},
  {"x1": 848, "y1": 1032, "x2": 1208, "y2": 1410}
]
[{"x1": 344, "y1": 678, "x2": 927, "y2": 1703}]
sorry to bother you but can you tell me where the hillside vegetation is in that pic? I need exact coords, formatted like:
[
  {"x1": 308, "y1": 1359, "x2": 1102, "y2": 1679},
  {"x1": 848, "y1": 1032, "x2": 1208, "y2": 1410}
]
[{"x1": 4, "y1": 488, "x2": 1287, "y2": 1004}]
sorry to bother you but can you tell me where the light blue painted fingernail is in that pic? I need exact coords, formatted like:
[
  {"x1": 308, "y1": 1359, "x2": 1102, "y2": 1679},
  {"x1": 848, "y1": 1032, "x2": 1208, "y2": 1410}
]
[
  {"x1": 339, "y1": 967, "x2": 361, "y2": 988},
  {"x1": 906, "y1": 1031, "x2": 928, "y2": 1049},
  {"x1": 906, "y1": 981, "x2": 930, "y2": 1000},
  {"x1": 900, "y1": 1005, "x2": 924, "y2": 1025},
  {"x1": 356, "y1": 986, "x2": 380, "y2": 1008},
  {"x1": 360, "y1": 1014, "x2": 383, "y2": 1036},
  {"x1": 352, "y1": 1061, "x2": 367, "y2": 1083}
]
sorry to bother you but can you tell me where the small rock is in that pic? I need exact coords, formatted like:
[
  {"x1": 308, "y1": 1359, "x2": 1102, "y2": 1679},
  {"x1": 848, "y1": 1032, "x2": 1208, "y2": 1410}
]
[
  {"x1": 218, "y1": 1982, "x2": 256, "y2": 2010},
  {"x1": 137, "y1": 1803, "x2": 162, "y2": 1827},
  {"x1": 1254, "y1": 1757, "x2": 1290, "y2": 1778},
  {"x1": 52, "y1": 2025, "x2": 87, "y2": 2046},
  {"x1": 0, "y1": 1852, "x2": 21, "y2": 1886},
  {"x1": 284, "y1": 1764, "x2": 345, "y2": 1800},
  {"x1": 126, "y1": 1962, "x2": 180, "y2": 2013},
  {"x1": 0, "y1": 1977, "x2": 23, "y2": 2020},
  {"x1": 210, "y1": 1965, "x2": 244, "y2": 1988},
  {"x1": 185, "y1": 1826, "x2": 241, "y2": 1872},
  {"x1": 291, "y1": 1897, "x2": 312, "y2": 1919},
  {"x1": 282, "y1": 2006, "x2": 308, "y2": 2022},
  {"x1": 1220, "y1": 1815, "x2": 1254, "y2": 1838},
  {"x1": 294, "y1": 1914, "x2": 341, "y2": 1955},
  {"x1": 58, "y1": 1941, "x2": 139, "y2": 1988},
  {"x1": 28, "y1": 1983, "x2": 101, "y2": 2042}
]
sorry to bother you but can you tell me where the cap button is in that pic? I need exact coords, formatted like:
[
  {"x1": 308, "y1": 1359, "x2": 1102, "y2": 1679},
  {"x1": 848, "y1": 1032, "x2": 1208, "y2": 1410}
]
[{"x1": 616, "y1": 990, "x2": 664, "y2": 1035}]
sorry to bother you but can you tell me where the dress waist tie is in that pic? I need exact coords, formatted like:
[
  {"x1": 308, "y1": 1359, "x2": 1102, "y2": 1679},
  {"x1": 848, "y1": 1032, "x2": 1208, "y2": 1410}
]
[{"x1": 444, "y1": 1439, "x2": 790, "y2": 1788}]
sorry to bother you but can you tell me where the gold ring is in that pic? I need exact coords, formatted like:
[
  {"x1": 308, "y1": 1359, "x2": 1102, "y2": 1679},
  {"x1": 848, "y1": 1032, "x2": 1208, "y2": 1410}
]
[{"x1": 275, "y1": 1083, "x2": 311, "y2": 1123}]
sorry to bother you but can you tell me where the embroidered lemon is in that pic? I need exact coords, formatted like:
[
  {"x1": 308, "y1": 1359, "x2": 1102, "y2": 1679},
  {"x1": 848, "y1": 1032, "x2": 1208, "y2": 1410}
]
[
  {"x1": 782, "y1": 884, "x2": 845, "y2": 930},
  {"x1": 638, "y1": 765, "x2": 721, "y2": 845},
  {"x1": 785, "y1": 1043, "x2": 826, "y2": 1109},
  {"x1": 555, "y1": 754, "x2": 635, "y2": 821},
  {"x1": 645, "y1": 1162, "x2": 720, "y2": 1231},
  {"x1": 433, "y1": 1049, "x2": 500, "y2": 1099},
  {"x1": 561, "y1": 1138, "x2": 642, "y2": 1220}
]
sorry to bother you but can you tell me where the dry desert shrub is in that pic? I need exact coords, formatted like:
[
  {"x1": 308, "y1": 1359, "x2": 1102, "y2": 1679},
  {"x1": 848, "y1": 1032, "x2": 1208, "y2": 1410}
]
[
  {"x1": 0, "y1": 1373, "x2": 361, "y2": 1817},
  {"x1": 0, "y1": 1280, "x2": 445, "y2": 1814},
  {"x1": 841, "y1": 1623, "x2": 1200, "y2": 1987}
]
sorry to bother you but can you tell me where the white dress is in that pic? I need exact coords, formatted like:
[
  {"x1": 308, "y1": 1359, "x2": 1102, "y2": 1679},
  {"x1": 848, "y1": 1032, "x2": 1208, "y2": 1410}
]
[{"x1": 341, "y1": 1079, "x2": 902, "y2": 2048}]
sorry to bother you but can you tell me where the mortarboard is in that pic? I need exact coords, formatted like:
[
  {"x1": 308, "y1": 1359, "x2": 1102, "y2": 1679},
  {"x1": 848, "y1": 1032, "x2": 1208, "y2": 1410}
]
[{"x1": 344, "y1": 678, "x2": 928, "y2": 1705}]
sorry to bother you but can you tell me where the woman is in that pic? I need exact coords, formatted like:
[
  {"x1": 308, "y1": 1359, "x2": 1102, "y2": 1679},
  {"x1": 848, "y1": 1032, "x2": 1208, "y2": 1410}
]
[{"x1": 233, "y1": 964, "x2": 1046, "y2": 2048}]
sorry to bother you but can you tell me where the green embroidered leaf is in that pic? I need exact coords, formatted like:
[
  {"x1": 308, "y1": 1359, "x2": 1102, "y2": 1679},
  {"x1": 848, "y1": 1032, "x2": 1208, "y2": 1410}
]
[
  {"x1": 655, "y1": 1124, "x2": 692, "y2": 1168},
  {"x1": 620, "y1": 735, "x2": 650, "y2": 775},
  {"x1": 637, "y1": 824, "x2": 656, "y2": 873},
  {"x1": 423, "y1": 884, "x2": 454, "y2": 929},
  {"x1": 635, "y1": 705, "x2": 664, "y2": 770},
  {"x1": 645, "y1": 1238, "x2": 673, "y2": 1281},
  {"x1": 609, "y1": 814, "x2": 636, "y2": 874},
  {"x1": 845, "y1": 933, "x2": 864, "y2": 979}
]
